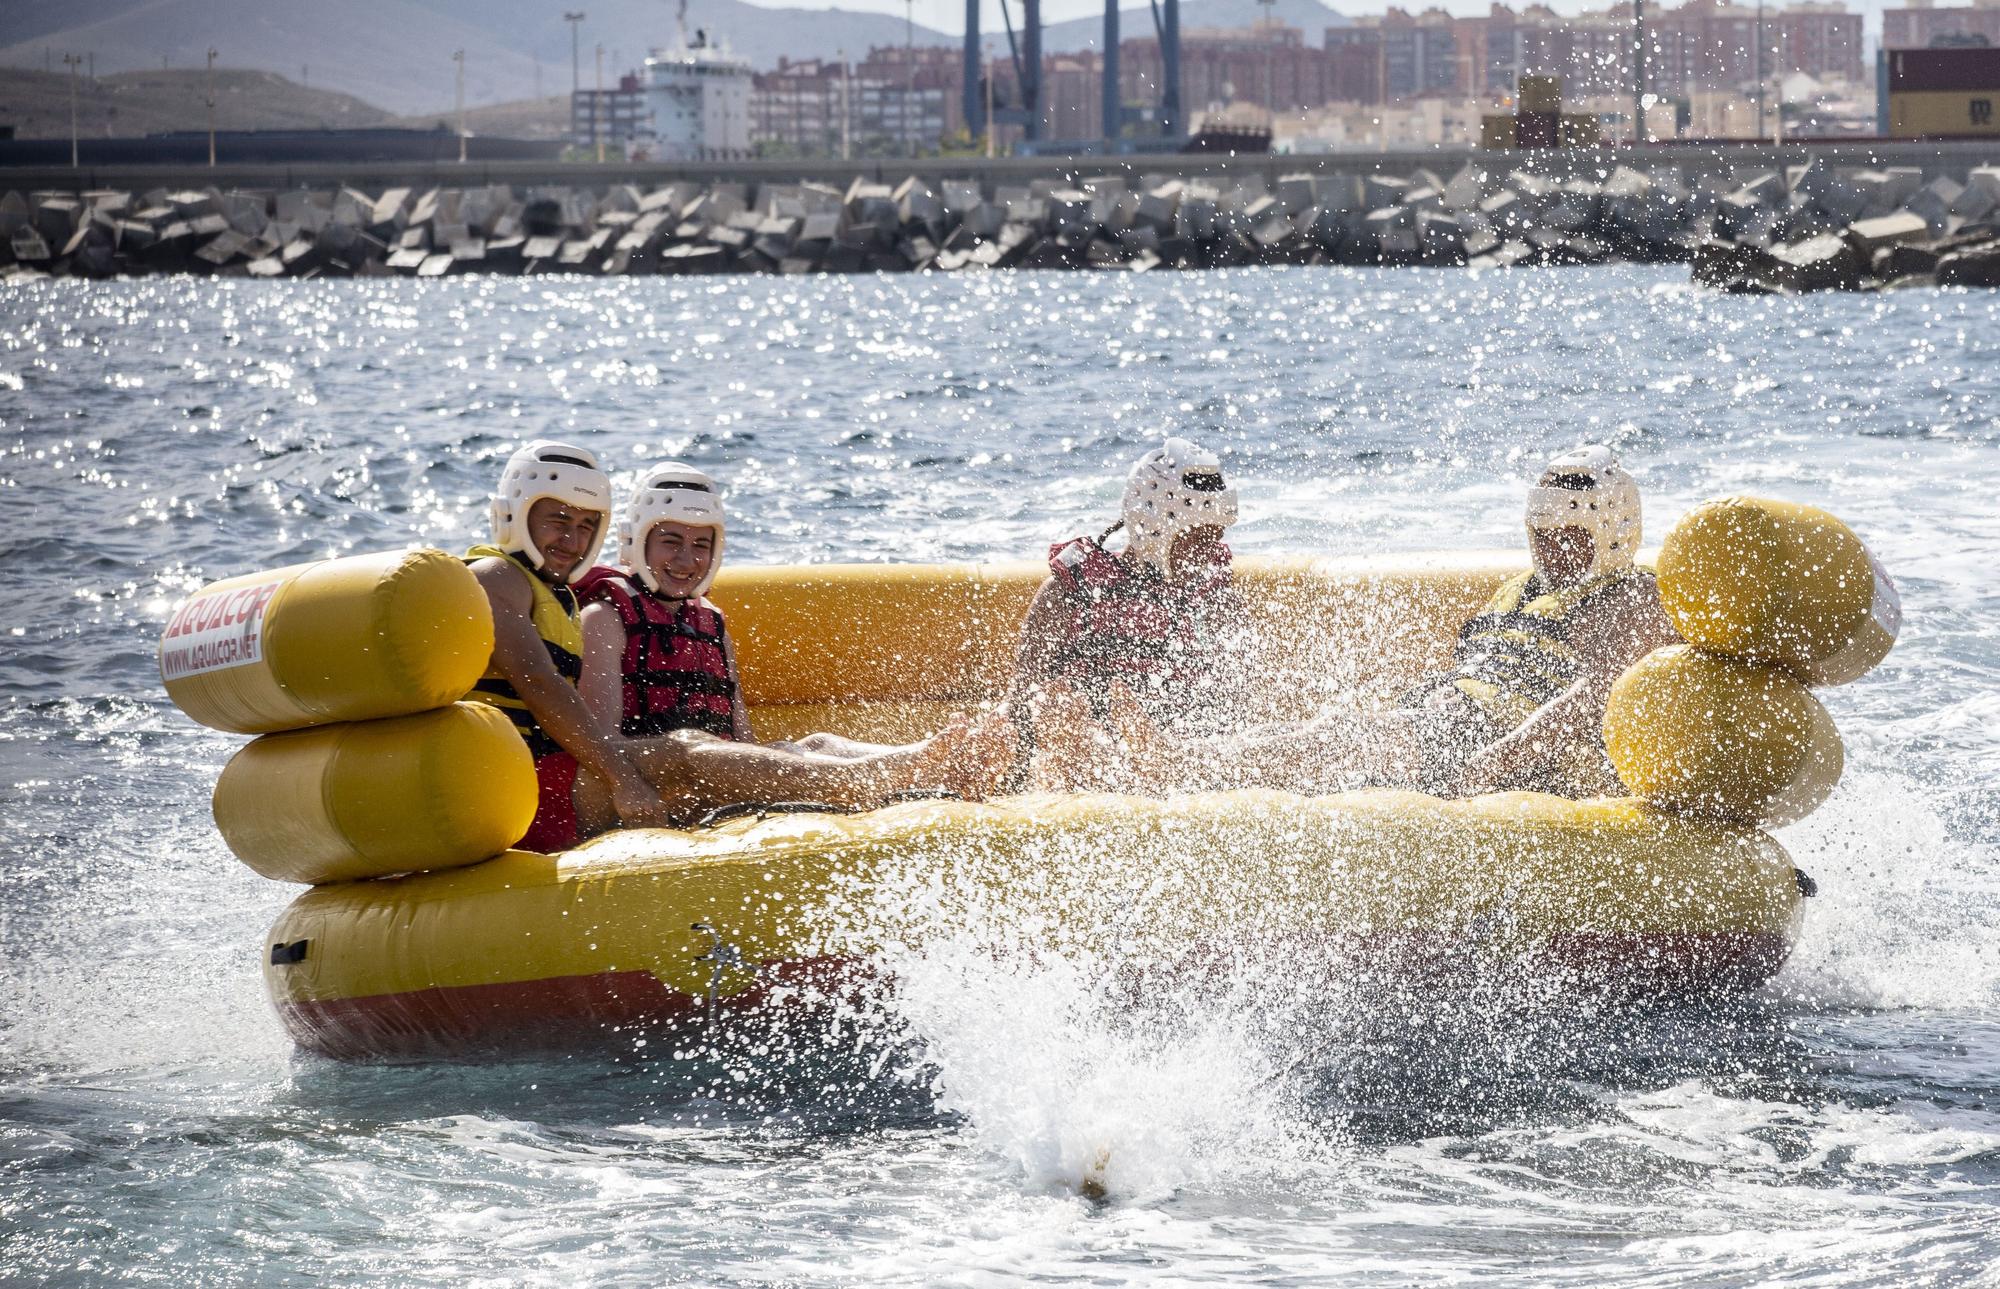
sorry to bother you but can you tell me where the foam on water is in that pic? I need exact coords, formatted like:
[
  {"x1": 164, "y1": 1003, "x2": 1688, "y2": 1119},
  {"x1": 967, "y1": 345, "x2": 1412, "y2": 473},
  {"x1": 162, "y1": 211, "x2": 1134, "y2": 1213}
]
[
  {"x1": 859, "y1": 879, "x2": 1325, "y2": 1204},
  {"x1": 1779, "y1": 768, "x2": 2000, "y2": 1012}
]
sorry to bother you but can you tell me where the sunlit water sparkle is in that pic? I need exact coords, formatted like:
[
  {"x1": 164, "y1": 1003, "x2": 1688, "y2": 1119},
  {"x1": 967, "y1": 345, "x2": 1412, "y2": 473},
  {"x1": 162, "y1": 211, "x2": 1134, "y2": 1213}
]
[{"x1": 3, "y1": 266, "x2": 1998, "y2": 1286}]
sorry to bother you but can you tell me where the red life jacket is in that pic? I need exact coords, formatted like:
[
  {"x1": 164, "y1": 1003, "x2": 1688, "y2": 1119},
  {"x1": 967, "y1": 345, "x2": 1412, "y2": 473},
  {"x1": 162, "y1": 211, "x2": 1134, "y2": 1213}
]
[
  {"x1": 575, "y1": 567, "x2": 738, "y2": 740},
  {"x1": 1040, "y1": 536, "x2": 1235, "y2": 714}
]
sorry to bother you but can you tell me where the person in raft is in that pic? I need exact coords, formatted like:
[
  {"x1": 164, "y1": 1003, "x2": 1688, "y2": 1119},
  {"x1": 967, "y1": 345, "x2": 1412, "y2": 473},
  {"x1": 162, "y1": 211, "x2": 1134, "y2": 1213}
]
[
  {"x1": 574, "y1": 461, "x2": 883, "y2": 759},
  {"x1": 1008, "y1": 437, "x2": 1251, "y2": 788},
  {"x1": 465, "y1": 440, "x2": 1012, "y2": 850},
  {"x1": 575, "y1": 462, "x2": 753, "y2": 744},
  {"x1": 1049, "y1": 443, "x2": 1679, "y2": 799}
]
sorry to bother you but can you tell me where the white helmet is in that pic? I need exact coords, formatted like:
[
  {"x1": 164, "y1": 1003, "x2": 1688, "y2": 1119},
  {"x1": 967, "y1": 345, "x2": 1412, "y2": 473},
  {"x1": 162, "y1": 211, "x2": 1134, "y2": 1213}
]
[
  {"x1": 620, "y1": 461, "x2": 726, "y2": 597},
  {"x1": 488, "y1": 440, "x2": 613, "y2": 583},
  {"x1": 1524, "y1": 444, "x2": 1641, "y2": 579},
  {"x1": 1120, "y1": 437, "x2": 1238, "y2": 570}
]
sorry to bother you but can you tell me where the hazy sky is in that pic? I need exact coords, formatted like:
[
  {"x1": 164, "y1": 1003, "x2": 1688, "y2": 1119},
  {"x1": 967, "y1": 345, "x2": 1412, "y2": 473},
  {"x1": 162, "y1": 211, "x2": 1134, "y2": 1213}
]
[{"x1": 750, "y1": 0, "x2": 1894, "y2": 37}]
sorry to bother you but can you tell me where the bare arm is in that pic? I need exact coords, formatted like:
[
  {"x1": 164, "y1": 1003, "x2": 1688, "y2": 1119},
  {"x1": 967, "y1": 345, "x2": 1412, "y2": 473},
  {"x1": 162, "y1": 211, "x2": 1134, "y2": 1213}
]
[
  {"x1": 472, "y1": 558, "x2": 669, "y2": 826},
  {"x1": 578, "y1": 601, "x2": 627, "y2": 739},
  {"x1": 720, "y1": 623, "x2": 755, "y2": 743},
  {"x1": 1457, "y1": 580, "x2": 1681, "y2": 794},
  {"x1": 1008, "y1": 578, "x2": 1074, "y2": 707},
  {"x1": 1144, "y1": 705, "x2": 1384, "y2": 794},
  {"x1": 1194, "y1": 580, "x2": 1257, "y2": 712},
  {"x1": 640, "y1": 735, "x2": 907, "y2": 810}
]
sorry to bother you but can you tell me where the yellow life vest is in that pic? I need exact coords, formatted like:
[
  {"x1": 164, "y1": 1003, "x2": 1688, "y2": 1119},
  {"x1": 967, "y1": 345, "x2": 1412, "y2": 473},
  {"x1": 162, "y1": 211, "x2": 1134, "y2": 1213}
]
[
  {"x1": 463, "y1": 545, "x2": 583, "y2": 760},
  {"x1": 1449, "y1": 567, "x2": 1654, "y2": 730}
]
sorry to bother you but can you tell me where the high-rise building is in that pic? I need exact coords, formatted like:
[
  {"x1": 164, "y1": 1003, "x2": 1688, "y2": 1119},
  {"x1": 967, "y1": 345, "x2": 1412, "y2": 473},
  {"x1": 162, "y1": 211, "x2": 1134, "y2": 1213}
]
[
  {"x1": 750, "y1": 46, "x2": 959, "y2": 156},
  {"x1": 738, "y1": 0, "x2": 1862, "y2": 153},
  {"x1": 1642, "y1": 0, "x2": 1863, "y2": 93},
  {"x1": 1327, "y1": 0, "x2": 1859, "y2": 107},
  {"x1": 1883, "y1": 0, "x2": 2000, "y2": 49},
  {"x1": 1120, "y1": 23, "x2": 1339, "y2": 120}
]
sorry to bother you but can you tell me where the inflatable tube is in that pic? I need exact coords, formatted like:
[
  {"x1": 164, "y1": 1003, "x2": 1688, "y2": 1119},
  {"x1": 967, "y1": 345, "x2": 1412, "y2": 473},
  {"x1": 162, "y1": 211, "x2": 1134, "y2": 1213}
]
[
  {"x1": 1604, "y1": 645, "x2": 1843, "y2": 827},
  {"x1": 215, "y1": 703, "x2": 537, "y2": 885},
  {"x1": 1657, "y1": 496, "x2": 1900, "y2": 686},
  {"x1": 263, "y1": 792, "x2": 1803, "y2": 1060},
  {"x1": 161, "y1": 549, "x2": 494, "y2": 735},
  {"x1": 713, "y1": 552, "x2": 1526, "y2": 735}
]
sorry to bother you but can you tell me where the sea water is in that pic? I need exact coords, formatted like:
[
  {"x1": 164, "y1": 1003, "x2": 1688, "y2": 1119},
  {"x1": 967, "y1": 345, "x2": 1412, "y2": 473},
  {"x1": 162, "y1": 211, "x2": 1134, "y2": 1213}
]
[{"x1": 3, "y1": 267, "x2": 1997, "y2": 1285}]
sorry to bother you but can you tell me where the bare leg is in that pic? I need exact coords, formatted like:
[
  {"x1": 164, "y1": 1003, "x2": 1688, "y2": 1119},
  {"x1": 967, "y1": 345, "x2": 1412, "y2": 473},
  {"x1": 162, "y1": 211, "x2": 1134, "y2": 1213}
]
[
  {"x1": 1026, "y1": 683, "x2": 1121, "y2": 792},
  {"x1": 574, "y1": 713, "x2": 1017, "y2": 835},
  {"x1": 1101, "y1": 684, "x2": 1194, "y2": 793},
  {"x1": 788, "y1": 731, "x2": 896, "y2": 759},
  {"x1": 1204, "y1": 707, "x2": 1428, "y2": 793}
]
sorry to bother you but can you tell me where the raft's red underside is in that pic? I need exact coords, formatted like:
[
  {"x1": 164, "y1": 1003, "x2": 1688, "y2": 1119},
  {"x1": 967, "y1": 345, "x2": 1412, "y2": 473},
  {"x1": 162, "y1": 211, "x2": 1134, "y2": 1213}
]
[{"x1": 277, "y1": 932, "x2": 1793, "y2": 1060}]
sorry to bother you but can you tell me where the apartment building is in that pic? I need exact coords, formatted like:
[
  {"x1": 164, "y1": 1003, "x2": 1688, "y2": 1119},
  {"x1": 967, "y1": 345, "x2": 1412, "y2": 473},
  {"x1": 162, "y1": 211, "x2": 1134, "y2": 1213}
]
[{"x1": 1882, "y1": 0, "x2": 2000, "y2": 49}]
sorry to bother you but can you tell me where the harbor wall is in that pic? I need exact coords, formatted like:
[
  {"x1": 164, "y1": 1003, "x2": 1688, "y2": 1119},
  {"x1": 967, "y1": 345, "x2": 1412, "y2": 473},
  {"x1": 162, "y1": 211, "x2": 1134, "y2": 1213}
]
[
  {"x1": 6, "y1": 142, "x2": 2000, "y2": 290},
  {"x1": 7, "y1": 139, "x2": 2000, "y2": 198}
]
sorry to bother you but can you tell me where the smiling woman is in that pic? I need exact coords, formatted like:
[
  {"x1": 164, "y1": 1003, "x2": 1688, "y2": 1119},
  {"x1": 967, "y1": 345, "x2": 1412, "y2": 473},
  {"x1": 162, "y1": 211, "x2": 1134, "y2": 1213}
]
[{"x1": 576, "y1": 461, "x2": 749, "y2": 742}]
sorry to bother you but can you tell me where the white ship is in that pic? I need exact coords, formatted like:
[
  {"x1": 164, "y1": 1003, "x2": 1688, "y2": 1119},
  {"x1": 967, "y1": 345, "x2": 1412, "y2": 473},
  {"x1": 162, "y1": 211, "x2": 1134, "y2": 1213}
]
[{"x1": 642, "y1": 3, "x2": 754, "y2": 161}]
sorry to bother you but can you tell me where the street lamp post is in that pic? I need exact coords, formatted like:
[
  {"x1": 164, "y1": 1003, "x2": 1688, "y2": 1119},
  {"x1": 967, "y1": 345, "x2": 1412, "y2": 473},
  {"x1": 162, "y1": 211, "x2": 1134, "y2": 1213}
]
[
  {"x1": 1632, "y1": 0, "x2": 1646, "y2": 142},
  {"x1": 565, "y1": 12, "x2": 587, "y2": 95},
  {"x1": 1258, "y1": 0, "x2": 1276, "y2": 120},
  {"x1": 1103, "y1": 0, "x2": 1120, "y2": 147},
  {"x1": 839, "y1": 48, "x2": 852, "y2": 161},
  {"x1": 1754, "y1": 0, "x2": 1764, "y2": 140},
  {"x1": 453, "y1": 50, "x2": 467, "y2": 163},
  {"x1": 205, "y1": 47, "x2": 218, "y2": 168},
  {"x1": 63, "y1": 53, "x2": 81, "y2": 168},
  {"x1": 564, "y1": 10, "x2": 586, "y2": 150},
  {"x1": 594, "y1": 43, "x2": 606, "y2": 162}
]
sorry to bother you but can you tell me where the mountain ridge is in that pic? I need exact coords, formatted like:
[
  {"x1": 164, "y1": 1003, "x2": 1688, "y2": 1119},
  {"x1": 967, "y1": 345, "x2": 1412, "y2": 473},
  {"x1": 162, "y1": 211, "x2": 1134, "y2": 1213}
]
[{"x1": 1, "y1": 0, "x2": 1352, "y2": 118}]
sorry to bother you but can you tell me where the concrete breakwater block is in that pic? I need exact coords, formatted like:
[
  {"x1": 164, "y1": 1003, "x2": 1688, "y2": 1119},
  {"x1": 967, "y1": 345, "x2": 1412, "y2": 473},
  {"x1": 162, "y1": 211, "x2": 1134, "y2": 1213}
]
[
  {"x1": 5, "y1": 160, "x2": 2000, "y2": 288},
  {"x1": 1938, "y1": 240, "x2": 2000, "y2": 287},
  {"x1": 1691, "y1": 158, "x2": 2000, "y2": 294}
]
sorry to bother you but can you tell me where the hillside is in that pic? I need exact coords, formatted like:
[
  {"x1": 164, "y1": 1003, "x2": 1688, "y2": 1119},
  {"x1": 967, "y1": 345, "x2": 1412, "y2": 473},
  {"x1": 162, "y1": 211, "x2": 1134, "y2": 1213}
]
[
  {"x1": 2, "y1": 0, "x2": 1356, "y2": 121},
  {"x1": 0, "y1": 67, "x2": 392, "y2": 139},
  {"x1": 0, "y1": 0, "x2": 542, "y2": 115},
  {"x1": 1040, "y1": 0, "x2": 1350, "y2": 50},
  {"x1": 389, "y1": 95, "x2": 570, "y2": 140},
  {"x1": 398, "y1": 0, "x2": 955, "y2": 75}
]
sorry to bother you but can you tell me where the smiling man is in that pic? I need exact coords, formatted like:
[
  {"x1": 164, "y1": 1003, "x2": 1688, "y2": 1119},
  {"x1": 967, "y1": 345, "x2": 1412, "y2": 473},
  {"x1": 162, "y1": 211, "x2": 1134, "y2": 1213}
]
[{"x1": 466, "y1": 440, "x2": 669, "y2": 848}]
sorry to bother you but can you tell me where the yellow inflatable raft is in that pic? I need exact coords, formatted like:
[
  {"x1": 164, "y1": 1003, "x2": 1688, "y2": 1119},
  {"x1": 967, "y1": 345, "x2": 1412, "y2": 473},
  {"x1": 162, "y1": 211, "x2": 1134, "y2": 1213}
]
[
  {"x1": 265, "y1": 792, "x2": 1798, "y2": 1059},
  {"x1": 161, "y1": 499, "x2": 1896, "y2": 1060}
]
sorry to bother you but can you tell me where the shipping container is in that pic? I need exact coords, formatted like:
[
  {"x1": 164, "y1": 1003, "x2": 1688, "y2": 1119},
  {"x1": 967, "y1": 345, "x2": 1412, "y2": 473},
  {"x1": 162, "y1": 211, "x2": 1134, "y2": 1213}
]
[
  {"x1": 1516, "y1": 111, "x2": 1560, "y2": 148},
  {"x1": 1518, "y1": 75, "x2": 1564, "y2": 114},
  {"x1": 1560, "y1": 113, "x2": 1602, "y2": 147},
  {"x1": 1889, "y1": 89, "x2": 2000, "y2": 137},
  {"x1": 1886, "y1": 47, "x2": 2000, "y2": 94}
]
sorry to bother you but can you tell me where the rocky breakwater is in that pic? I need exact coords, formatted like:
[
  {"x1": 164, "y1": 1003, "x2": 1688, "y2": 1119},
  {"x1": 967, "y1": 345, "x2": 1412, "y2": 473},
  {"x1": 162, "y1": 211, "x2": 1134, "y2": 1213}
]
[
  {"x1": 0, "y1": 159, "x2": 1994, "y2": 286},
  {"x1": 0, "y1": 164, "x2": 1726, "y2": 283},
  {"x1": 1692, "y1": 159, "x2": 2000, "y2": 293}
]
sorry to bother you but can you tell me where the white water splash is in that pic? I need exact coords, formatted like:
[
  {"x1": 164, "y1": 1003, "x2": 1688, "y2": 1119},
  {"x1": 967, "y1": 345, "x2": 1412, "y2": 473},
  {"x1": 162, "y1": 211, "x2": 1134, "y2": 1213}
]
[{"x1": 1778, "y1": 768, "x2": 2000, "y2": 1012}]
